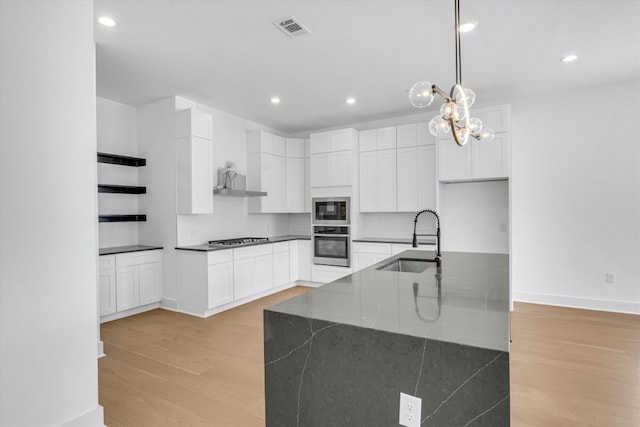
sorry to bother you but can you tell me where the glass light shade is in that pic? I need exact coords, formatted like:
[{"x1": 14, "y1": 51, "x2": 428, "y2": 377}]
[
  {"x1": 469, "y1": 117, "x2": 483, "y2": 134},
  {"x1": 456, "y1": 88, "x2": 476, "y2": 107},
  {"x1": 440, "y1": 101, "x2": 459, "y2": 120},
  {"x1": 428, "y1": 115, "x2": 450, "y2": 136},
  {"x1": 409, "y1": 81, "x2": 434, "y2": 108},
  {"x1": 479, "y1": 128, "x2": 495, "y2": 141}
]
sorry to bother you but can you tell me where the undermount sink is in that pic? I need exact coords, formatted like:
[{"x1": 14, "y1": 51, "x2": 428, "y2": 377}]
[{"x1": 376, "y1": 258, "x2": 436, "y2": 274}]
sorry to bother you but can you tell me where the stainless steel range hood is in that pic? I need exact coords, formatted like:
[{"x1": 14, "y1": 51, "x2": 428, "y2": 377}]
[
  {"x1": 215, "y1": 168, "x2": 266, "y2": 197},
  {"x1": 213, "y1": 188, "x2": 267, "y2": 197}
]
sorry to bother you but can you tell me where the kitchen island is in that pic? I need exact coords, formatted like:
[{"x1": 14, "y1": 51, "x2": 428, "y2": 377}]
[{"x1": 264, "y1": 250, "x2": 510, "y2": 426}]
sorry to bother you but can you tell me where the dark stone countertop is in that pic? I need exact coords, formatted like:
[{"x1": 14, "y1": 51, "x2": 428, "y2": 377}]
[
  {"x1": 352, "y1": 236, "x2": 437, "y2": 245},
  {"x1": 266, "y1": 250, "x2": 510, "y2": 352},
  {"x1": 175, "y1": 235, "x2": 311, "y2": 252},
  {"x1": 99, "y1": 245, "x2": 163, "y2": 256}
]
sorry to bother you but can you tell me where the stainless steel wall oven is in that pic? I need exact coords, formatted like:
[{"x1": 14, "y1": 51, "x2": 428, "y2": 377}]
[{"x1": 312, "y1": 225, "x2": 350, "y2": 267}]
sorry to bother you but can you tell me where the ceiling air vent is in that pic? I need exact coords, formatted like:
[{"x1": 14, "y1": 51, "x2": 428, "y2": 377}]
[{"x1": 273, "y1": 16, "x2": 310, "y2": 38}]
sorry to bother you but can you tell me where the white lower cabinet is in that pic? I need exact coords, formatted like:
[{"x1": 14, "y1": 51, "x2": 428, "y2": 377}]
[
  {"x1": 391, "y1": 243, "x2": 437, "y2": 255},
  {"x1": 233, "y1": 244, "x2": 274, "y2": 299},
  {"x1": 297, "y1": 240, "x2": 311, "y2": 281},
  {"x1": 100, "y1": 250, "x2": 163, "y2": 320},
  {"x1": 207, "y1": 253, "x2": 234, "y2": 308},
  {"x1": 352, "y1": 243, "x2": 392, "y2": 271},
  {"x1": 98, "y1": 255, "x2": 116, "y2": 316},
  {"x1": 311, "y1": 264, "x2": 352, "y2": 283},
  {"x1": 273, "y1": 242, "x2": 290, "y2": 287}
]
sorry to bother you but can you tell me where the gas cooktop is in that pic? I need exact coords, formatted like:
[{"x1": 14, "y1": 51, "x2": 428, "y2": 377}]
[{"x1": 208, "y1": 237, "x2": 269, "y2": 247}]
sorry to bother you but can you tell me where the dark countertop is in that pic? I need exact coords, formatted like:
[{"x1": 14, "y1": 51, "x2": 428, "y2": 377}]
[
  {"x1": 266, "y1": 250, "x2": 510, "y2": 352},
  {"x1": 352, "y1": 237, "x2": 437, "y2": 245},
  {"x1": 175, "y1": 235, "x2": 311, "y2": 252},
  {"x1": 99, "y1": 245, "x2": 163, "y2": 256}
]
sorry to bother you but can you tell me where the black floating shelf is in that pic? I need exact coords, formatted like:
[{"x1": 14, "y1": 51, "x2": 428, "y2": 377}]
[
  {"x1": 99, "y1": 215, "x2": 147, "y2": 223},
  {"x1": 98, "y1": 184, "x2": 147, "y2": 194},
  {"x1": 97, "y1": 152, "x2": 146, "y2": 167}
]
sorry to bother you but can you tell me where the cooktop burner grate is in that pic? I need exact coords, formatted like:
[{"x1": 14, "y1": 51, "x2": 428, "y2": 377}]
[{"x1": 208, "y1": 237, "x2": 269, "y2": 247}]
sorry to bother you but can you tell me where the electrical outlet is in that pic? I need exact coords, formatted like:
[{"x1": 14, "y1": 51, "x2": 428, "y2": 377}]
[
  {"x1": 399, "y1": 392, "x2": 421, "y2": 427},
  {"x1": 605, "y1": 273, "x2": 615, "y2": 284}
]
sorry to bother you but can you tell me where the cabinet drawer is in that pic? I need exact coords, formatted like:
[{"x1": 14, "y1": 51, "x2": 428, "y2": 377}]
[
  {"x1": 99, "y1": 255, "x2": 115, "y2": 270},
  {"x1": 207, "y1": 249, "x2": 233, "y2": 265},
  {"x1": 352, "y1": 242, "x2": 392, "y2": 254},
  {"x1": 234, "y1": 244, "x2": 272, "y2": 260},
  {"x1": 272, "y1": 241, "x2": 289, "y2": 253},
  {"x1": 116, "y1": 250, "x2": 162, "y2": 267},
  {"x1": 391, "y1": 244, "x2": 436, "y2": 255}
]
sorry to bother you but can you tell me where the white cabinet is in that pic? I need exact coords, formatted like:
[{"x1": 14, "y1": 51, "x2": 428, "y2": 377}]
[
  {"x1": 207, "y1": 251, "x2": 234, "y2": 308},
  {"x1": 310, "y1": 128, "x2": 356, "y2": 188},
  {"x1": 297, "y1": 239, "x2": 311, "y2": 281},
  {"x1": 397, "y1": 145, "x2": 436, "y2": 212},
  {"x1": 396, "y1": 123, "x2": 432, "y2": 148},
  {"x1": 359, "y1": 127, "x2": 397, "y2": 152},
  {"x1": 108, "y1": 250, "x2": 163, "y2": 315},
  {"x1": 311, "y1": 264, "x2": 352, "y2": 284},
  {"x1": 438, "y1": 104, "x2": 511, "y2": 182},
  {"x1": 273, "y1": 242, "x2": 290, "y2": 287},
  {"x1": 359, "y1": 149, "x2": 397, "y2": 212},
  {"x1": 248, "y1": 131, "x2": 288, "y2": 213},
  {"x1": 233, "y1": 244, "x2": 274, "y2": 299},
  {"x1": 352, "y1": 242, "x2": 392, "y2": 271},
  {"x1": 98, "y1": 255, "x2": 116, "y2": 316},
  {"x1": 176, "y1": 109, "x2": 214, "y2": 214},
  {"x1": 286, "y1": 138, "x2": 307, "y2": 213}
]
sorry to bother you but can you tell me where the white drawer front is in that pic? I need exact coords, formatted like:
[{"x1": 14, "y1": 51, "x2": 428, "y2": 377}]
[
  {"x1": 207, "y1": 249, "x2": 233, "y2": 265},
  {"x1": 352, "y1": 242, "x2": 392, "y2": 254},
  {"x1": 99, "y1": 255, "x2": 115, "y2": 270},
  {"x1": 234, "y1": 244, "x2": 273, "y2": 260},
  {"x1": 272, "y1": 241, "x2": 289, "y2": 253},
  {"x1": 391, "y1": 244, "x2": 436, "y2": 255},
  {"x1": 116, "y1": 250, "x2": 162, "y2": 267}
]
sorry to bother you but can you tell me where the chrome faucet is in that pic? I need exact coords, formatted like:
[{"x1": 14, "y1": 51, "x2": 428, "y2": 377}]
[{"x1": 412, "y1": 209, "x2": 441, "y2": 263}]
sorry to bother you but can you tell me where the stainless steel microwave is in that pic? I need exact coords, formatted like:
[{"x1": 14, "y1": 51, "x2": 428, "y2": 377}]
[{"x1": 312, "y1": 197, "x2": 350, "y2": 225}]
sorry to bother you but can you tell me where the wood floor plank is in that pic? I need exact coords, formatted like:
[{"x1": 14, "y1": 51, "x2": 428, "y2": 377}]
[{"x1": 99, "y1": 289, "x2": 640, "y2": 426}]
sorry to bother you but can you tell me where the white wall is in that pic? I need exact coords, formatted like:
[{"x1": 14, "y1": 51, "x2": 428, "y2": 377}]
[
  {"x1": 0, "y1": 1, "x2": 103, "y2": 426},
  {"x1": 511, "y1": 80, "x2": 640, "y2": 314},
  {"x1": 97, "y1": 97, "x2": 139, "y2": 248}
]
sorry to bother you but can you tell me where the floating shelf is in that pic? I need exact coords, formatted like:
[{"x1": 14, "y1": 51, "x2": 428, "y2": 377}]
[
  {"x1": 99, "y1": 214, "x2": 147, "y2": 223},
  {"x1": 97, "y1": 152, "x2": 146, "y2": 167},
  {"x1": 213, "y1": 189, "x2": 267, "y2": 197},
  {"x1": 98, "y1": 184, "x2": 147, "y2": 194}
]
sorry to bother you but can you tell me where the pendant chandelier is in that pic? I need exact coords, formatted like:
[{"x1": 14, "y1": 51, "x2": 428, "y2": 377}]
[{"x1": 408, "y1": 0, "x2": 494, "y2": 146}]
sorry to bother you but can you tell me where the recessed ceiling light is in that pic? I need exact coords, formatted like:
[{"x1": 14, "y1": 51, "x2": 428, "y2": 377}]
[
  {"x1": 346, "y1": 97, "x2": 356, "y2": 105},
  {"x1": 458, "y1": 20, "x2": 478, "y2": 33},
  {"x1": 97, "y1": 16, "x2": 118, "y2": 28},
  {"x1": 561, "y1": 54, "x2": 578, "y2": 63},
  {"x1": 270, "y1": 97, "x2": 280, "y2": 104}
]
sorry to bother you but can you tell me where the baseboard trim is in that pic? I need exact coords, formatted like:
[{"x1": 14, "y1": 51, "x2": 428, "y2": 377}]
[
  {"x1": 59, "y1": 405, "x2": 104, "y2": 427},
  {"x1": 161, "y1": 297, "x2": 178, "y2": 310},
  {"x1": 97, "y1": 340, "x2": 105, "y2": 358},
  {"x1": 99, "y1": 302, "x2": 161, "y2": 324},
  {"x1": 295, "y1": 280, "x2": 323, "y2": 288},
  {"x1": 514, "y1": 291, "x2": 640, "y2": 315}
]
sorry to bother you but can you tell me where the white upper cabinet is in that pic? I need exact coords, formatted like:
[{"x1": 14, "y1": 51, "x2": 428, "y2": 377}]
[
  {"x1": 309, "y1": 128, "x2": 357, "y2": 188},
  {"x1": 176, "y1": 108, "x2": 213, "y2": 140},
  {"x1": 285, "y1": 138, "x2": 307, "y2": 213},
  {"x1": 359, "y1": 149, "x2": 397, "y2": 212},
  {"x1": 437, "y1": 104, "x2": 511, "y2": 182},
  {"x1": 175, "y1": 108, "x2": 214, "y2": 214},
  {"x1": 286, "y1": 137, "x2": 305, "y2": 158},
  {"x1": 358, "y1": 127, "x2": 397, "y2": 152},
  {"x1": 396, "y1": 122, "x2": 433, "y2": 148}
]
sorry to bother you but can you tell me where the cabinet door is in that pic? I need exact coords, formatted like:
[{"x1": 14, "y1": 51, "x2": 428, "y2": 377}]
[
  {"x1": 286, "y1": 138, "x2": 305, "y2": 158},
  {"x1": 330, "y1": 151, "x2": 352, "y2": 186},
  {"x1": 330, "y1": 129, "x2": 354, "y2": 151},
  {"x1": 438, "y1": 137, "x2": 472, "y2": 181},
  {"x1": 176, "y1": 136, "x2": 213, "y2": 214},
  {"x1": 377, "y1": 149, "x2": 397, "y2": 212},
  {"x1": 377, "y1": 127, "x2": 397, "y2": 150},
  {"x1": 262, "y1": 132, "x2": 286, "y2": 156},
  {"x1": 397, "y1": 124, "x2": 417, "y2": 148},
  {"x1": 359, "y1": 151, "x2": 378, "y2": 212},
  {"x1": 397, "y1": 147, "x2": 418, "y2": 212},
  {"x1": 310, "y1": 132, "x2": 331, "y2": 154},
  {"x1": 261, "y1": 153, "x2": 287, "y2": 212},
  {"x1": 99, "y1": 268, "x2": 116, "y2": 316},
  {"x1": 208, "y1": 261, "x2": 234, "y2": 308},
  {"x1": 298, "y1": 240, "x2": 311, "y2": 281},
  {"x1": 310, "y1": 153, "x2": 330, "y2": 187},
  {"x1": 359, "y1": 129, "x2": 377, "y2": 152},
  {"x1": 472, "y1": 133, "x2": 509, "y2": 179},
  {"x1": 352, "y1": 252, "x2": 373, "y2": 272},
  {"x1": 254, "y1": 254, "x2": 274, "y2": 293},
  {"x1": 417, "y1": 145, "x2": 436, "y2": 210},
  {"x1": 286, "y1": 157, "x2": 305, "y2": 213},
  {"x1": 139, "y1": 262, "x2": 162, "y2": 305},
  {"x1": 304, "y1": 157, "x2": 311, "y2": 212},
  {"x1": 233, "y1": 258, "x2": 254, "y2": 300},
  {"x1": 273, "y1": 251, "x2": 290, "y2": 287},
  {"x1": 289, "y1": 241, "x2": 299, "y2": 282},
  {"x1": 116, "y1": 265, "x2": 139, "y2": 311}
]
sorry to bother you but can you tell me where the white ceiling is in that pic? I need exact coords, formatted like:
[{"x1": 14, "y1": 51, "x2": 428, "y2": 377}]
[{"x1": 95, "y1": 0, "x2": 640, "y2": 134}]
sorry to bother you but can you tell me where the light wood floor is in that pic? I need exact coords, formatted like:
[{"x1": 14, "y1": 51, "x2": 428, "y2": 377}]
[{"x1": 99, "y1": 288, "x2": 640, "y2": 426}]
